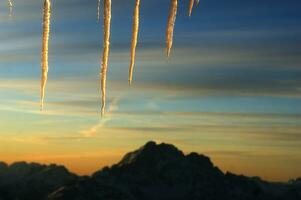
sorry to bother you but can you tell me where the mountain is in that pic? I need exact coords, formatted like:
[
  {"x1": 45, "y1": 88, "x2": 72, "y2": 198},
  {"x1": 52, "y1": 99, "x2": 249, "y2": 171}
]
[
  {"x1": 0, "y1": 162, "x2": 77, "y2": 200},
  {"x1": 0, "y1": 141, "x2": 300, "y2": 200},
  {"x1": 47, "y1": 141, "x2": 301, "y2": 200}
]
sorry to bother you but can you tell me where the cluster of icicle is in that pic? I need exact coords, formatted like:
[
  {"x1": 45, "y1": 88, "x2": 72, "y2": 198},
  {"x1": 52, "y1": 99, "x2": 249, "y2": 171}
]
[
  {"x1": 99, "y1": 0, "x2": 199, "y2": 115},
  {"x1": 7, "y1": 0, "x2": 199, "y2": 115}
]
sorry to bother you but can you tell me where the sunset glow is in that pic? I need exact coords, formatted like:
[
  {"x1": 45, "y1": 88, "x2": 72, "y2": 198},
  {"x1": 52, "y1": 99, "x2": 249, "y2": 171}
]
[{"x1": 0, "y1": 0, "x2": 300, "y2": 182}]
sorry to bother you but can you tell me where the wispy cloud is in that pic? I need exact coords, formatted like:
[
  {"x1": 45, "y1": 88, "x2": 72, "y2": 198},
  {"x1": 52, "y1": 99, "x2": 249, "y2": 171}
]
[{"x1": 80, "y1": 97, "x2": 121, "y2": 137}]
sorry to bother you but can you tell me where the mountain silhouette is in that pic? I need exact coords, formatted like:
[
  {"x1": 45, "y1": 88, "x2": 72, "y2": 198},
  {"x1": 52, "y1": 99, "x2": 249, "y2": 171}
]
[
  {"x1": 0, "y1": 162, "x2": 77, "y2": 200},
  {"x1": 0, "y1": 141, "x2": 300, "y2": 200}
]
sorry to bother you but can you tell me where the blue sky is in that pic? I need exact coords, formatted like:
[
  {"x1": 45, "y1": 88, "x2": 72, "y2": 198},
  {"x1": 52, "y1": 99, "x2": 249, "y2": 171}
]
[{"x1": 0, "y1": 0, "x2": 300, "y2": 181}]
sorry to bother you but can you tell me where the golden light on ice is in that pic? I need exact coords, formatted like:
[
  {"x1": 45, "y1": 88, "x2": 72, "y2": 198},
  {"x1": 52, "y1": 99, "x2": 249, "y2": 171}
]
[
  {"x1": 188, "y1": 0, "x2": 195, "y2": 17},
  {"x1": 166, "y1": 0, "x2": 178, "y2": 58},
  {"x1": 40, "y1": 0, "x2": 51, "y2": 110},
  {"x1": 128, "y1": 0, "x2": 141, "y2": 85},
  {"x1": 100, "y1": 0, "x2": 112, "y2": 116},
  {"x1": 33, "y1": 0, "x2": 199, "y2": 114}
]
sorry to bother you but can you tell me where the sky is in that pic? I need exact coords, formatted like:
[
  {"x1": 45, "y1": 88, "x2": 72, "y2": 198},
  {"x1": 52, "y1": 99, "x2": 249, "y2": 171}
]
[{"x1": 0, "y1": 0, "x2": 300, "y2": 181}]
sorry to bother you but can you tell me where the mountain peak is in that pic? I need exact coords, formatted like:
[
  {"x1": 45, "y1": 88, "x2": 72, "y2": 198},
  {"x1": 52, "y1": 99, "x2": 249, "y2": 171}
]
[
  {"x1": 117, "y1": 141, "x2": 184, "y2": 167},
  {"x1": 2, "y1": 141, "x2": 295, "y2": 200}
]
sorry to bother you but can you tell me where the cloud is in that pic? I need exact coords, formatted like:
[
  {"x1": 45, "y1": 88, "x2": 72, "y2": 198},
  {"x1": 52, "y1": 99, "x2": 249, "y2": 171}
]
[{"x1": 80, "y1": 97, "x2": 121, "y2": 137}]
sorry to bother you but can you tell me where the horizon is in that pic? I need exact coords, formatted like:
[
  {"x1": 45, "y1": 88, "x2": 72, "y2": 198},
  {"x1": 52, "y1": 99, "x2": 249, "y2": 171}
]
[
  {"x1": 0, "y1": 0, "x2": 301, "y2": 182},
  {"x1": 1, "y1": 140, "x2": 299, "y2": 183}
]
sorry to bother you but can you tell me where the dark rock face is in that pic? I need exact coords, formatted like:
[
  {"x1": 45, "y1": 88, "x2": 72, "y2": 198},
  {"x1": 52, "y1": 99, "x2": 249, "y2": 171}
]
[
  {"x1": 0, "y1": 162, "x2": 78, "y2": 200},
  {"x1": 47, "y1": 142, "x2": 301, "y2": 200},
  {"x1": 0, "y1": 141, "x2": 300, "y2": 200},
  {"x1": 0, "y1": 162, "x2": 7, "y2": 173}
]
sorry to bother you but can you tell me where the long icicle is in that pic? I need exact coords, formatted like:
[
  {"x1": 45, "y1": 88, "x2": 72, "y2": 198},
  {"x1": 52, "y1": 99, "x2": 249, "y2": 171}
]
[
  {"x1": 188, "y1": 0, "x2": 194, "y2": 17},
  {"x1": 8, "y1": 0, "x2": 13, "y2": 17},
  {"x1": 128, "y1": 0, "x2": 140, "y2": 85},
  {"x1": 166, "y1": 0, "x2": 178, "y2": 58},
  {"x1": 40, "y1": 0, "x2": 51, "y2": 110},
  {"x1": 97, "y1": 0, "x2": 101, "y2": 21},
  {"x1": 100, "y1": 0, "x2": 111, "y2": 116}
]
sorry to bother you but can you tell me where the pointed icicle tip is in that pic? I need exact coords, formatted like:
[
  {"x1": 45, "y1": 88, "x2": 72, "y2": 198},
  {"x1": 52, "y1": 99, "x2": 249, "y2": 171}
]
[
  {"x1": 166, "y1": 48, "x2": 171, "y2": 58},
  {"x1": 166, "y1": 0, "x2": 177, "y2": 59},
  {"x1": 128, "y1": 79, "x2": 133, "y2": 86},
  {"x1": 188, "y1": 0, "x2": 194, "y2": 17},
  {"x1": 40, "y1": 101, "x2": 44, "y2": 111}
]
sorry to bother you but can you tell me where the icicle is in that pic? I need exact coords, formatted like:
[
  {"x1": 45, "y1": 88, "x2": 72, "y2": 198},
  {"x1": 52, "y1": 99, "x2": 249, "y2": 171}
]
[
  {"x1": 128, "y1": 0, "x2": 140, "y2": 85},
  {"x1": 40, "y1": 0, "x2": 51, "y2": 110},
  {"x1": 8, "y1": 0, "x2": 13, "y2": 17},
  {"x1": 188, "y1": 0, "x2": 194, "y2": 17},
  {"x1": 166, "y1": 0, "x2": 178, "y2": 58},
  {"x1": 100, "y1": 0, "x2": 112, "y2": 116}
]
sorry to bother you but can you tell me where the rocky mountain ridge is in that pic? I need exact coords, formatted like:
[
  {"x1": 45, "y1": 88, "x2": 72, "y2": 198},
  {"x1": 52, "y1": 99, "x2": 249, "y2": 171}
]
[{"x1": 0, "y1": 141, "x2": 300, "y2": 200}]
